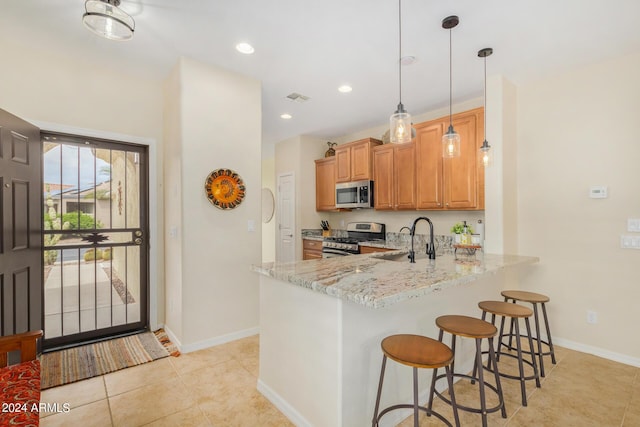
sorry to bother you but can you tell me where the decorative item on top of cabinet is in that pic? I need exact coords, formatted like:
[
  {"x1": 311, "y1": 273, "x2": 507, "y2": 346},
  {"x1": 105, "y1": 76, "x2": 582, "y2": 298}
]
[
  {"x1": 414, "y1": 107, "x2": 485, "y2": 210},
  {"x1": 315, "y1": 157, "x2": 337, "y2": 211},
  {"x1": 334, "y1": 138, "x2": 382, "y2": 183},
  {"x1": 325, "y1": 141, "x2": 337, "y2": 157},
  {"x1": 373, "y1": 142, "x2": 416, "y2": 210},
  {"x1": 303, "y1": 238, "x2": 323, "y2": 260}
]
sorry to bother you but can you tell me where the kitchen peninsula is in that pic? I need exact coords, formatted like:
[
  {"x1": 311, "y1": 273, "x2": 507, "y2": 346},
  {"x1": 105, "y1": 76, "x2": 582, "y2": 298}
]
[{"x1": 251, "y1": 251, "x2": 538, "y2": 427}]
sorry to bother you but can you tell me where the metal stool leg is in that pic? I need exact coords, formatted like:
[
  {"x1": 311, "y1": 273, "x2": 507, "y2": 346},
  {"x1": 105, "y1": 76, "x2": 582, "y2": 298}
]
[
  {"x1": 513, "y1": 319, "x2": 528, "y2": 406},
  {"x1": 524, "y1": 317, "x2": 541, "y2": 388},
  {"x1": 445, "y1": 365, "x2": 461, "y2": 427},
  {"x1": 474, "y1": 338, "x2": 489, "y2": 427},
  {"x1": 531, "y1": 303, "x2": 546, "y2": 377},
  {"x1": 541, "y1": 302, "x2": 557, "y2": 364},
  {"x1": 413, "y1": 367, "x2": 419, "y2": 427},
  {"x1": 372, "y1": 355, "x2": 387, "y2": 427},
  {"x1": 488, "y1": 337, "x2": 507, "y2": 419}
]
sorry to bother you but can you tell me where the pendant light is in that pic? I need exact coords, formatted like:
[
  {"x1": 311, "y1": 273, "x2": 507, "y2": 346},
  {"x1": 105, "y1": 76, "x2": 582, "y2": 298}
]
[
  {"x1": 442, "y1": 15, "x2": 460, "y2": 157},
  {"x1": 83, "y1": 0, "x2": 135, "y2": 41},
  {"x1": 389, "y1": 0, "x2": 412, "y2": 144},
  {"x1": 478, "y1": 47, "x2": 493, "y2": 167}
]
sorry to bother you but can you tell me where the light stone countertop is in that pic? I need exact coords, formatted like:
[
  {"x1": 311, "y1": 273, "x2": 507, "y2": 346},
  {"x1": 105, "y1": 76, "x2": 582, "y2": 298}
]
[{"x1": 251, "y1": 251, "x2": 539, "y2": 309}]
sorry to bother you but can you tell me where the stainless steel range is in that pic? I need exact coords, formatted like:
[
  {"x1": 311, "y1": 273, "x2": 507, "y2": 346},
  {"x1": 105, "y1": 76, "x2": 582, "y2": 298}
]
[{"x1": 322, "y1": 222, "x2": 385, "y2": 258}]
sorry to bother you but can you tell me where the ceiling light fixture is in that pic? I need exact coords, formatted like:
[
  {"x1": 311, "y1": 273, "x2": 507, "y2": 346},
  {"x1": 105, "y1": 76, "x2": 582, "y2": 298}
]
[
  {"x1": 236, "y1": 42, "x2": 255, "y2": 54},
  {"x1": 442, "y1": 15, "x2": 460, "y2": 157},
  {"x1": 478, "y1": 47, "x2": 493, "y2": 168},
  {"x1": 389, "y1": 0, "x2": 412, "y2": 144},
  {"x1": 82, "y1": 0, "x2": 135, "y2": 41},
  {"x1": 338, "y1": 85, "x2": 353, "y2": 93},
  {"x1": 280, "y1": 113, "x2": 292, "y2": 119}
]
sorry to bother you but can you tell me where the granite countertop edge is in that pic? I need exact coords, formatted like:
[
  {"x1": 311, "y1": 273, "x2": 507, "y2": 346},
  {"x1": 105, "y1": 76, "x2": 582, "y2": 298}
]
[{"x1": 251, "y1": 252, "x2": 540, "y2": 309}]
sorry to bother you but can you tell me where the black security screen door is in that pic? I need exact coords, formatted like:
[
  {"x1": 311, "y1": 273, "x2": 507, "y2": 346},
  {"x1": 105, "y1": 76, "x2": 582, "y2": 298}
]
[{"x1": 42, "y1": 132, "x2": 149, "y2": 349}]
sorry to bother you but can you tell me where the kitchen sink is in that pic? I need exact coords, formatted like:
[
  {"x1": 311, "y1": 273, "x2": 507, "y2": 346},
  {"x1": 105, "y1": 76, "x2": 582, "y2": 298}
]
[{"x1": 373, "y1": 251, "x2": 431, "y2": 262}]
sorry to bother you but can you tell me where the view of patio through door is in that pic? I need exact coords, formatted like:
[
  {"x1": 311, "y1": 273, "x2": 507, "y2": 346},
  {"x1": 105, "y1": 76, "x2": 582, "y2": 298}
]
[{"x1": 42, "y1": 133, "x2": 148, "y2": 349}]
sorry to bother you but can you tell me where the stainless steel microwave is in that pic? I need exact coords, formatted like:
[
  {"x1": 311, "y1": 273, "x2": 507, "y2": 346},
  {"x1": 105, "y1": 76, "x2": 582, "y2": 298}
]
[{"x1": 335, "y1": 180, "x2": 374, "y2": 209}]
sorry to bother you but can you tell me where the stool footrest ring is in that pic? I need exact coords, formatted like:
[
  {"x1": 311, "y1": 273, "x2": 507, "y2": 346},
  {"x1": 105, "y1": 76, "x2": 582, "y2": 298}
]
[
  {"x1": 374, "y1": 403, "x2": 453, "y2": 427},
  {"x1": 433, "y1": 372, "x2": 505, "y2": 417},
  {"x1": 483, "y1": 350, "x2": 539, "y2": 382}
]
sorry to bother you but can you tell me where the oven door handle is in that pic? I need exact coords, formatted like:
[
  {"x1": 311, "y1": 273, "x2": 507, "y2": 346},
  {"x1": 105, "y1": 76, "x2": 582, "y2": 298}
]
[{"x1": 321, "y1": 248, "x2": 353, "y2": 256}]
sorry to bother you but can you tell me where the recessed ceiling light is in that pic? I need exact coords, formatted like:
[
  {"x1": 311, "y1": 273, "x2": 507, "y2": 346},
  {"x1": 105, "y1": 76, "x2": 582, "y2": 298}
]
[
  {"x1": 280, "y1": 113, "x2": 292, "y2": 119},
  {"x1": 338, "y1": 85, "x2": 353, "y2": 93},
  {"x1": 236, "y1": 42, "x2": 255, "y2": 54}
]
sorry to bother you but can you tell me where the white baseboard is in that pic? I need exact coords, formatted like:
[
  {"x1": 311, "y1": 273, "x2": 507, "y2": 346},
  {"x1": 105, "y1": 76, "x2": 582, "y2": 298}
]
[
  {"x1": 161, "y1": 324, "x2": 182, "y2": 352},
  {"x1": 257, "y1": 379, "x2": 312, "y2": 427},
  {"x1": 554, "y1": 337, "x2": 640, "y2": 368},
  {"x1": 179, "y1": 326, "x2": 260, "y2": 354}
]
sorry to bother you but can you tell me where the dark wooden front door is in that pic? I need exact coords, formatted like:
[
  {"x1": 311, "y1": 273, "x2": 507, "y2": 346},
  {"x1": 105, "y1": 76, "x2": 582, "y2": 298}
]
[{"x1": 0, "y1": 109, "x2": 43, "y2": 336}]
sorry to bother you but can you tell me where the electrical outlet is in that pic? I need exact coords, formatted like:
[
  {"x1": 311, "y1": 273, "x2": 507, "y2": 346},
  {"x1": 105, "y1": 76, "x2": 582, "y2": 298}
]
[
  {"x1": 621, "y1": 235, "x2": 640, "y2": 249},
  {"x1": 587, "y1": 310, "x2": 598, "y2": 324}
]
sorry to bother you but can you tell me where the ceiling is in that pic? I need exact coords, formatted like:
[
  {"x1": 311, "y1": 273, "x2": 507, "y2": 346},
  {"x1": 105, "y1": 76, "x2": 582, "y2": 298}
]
[{"x1": 2, "y1": 0, "x2": 640, "y2": 153}]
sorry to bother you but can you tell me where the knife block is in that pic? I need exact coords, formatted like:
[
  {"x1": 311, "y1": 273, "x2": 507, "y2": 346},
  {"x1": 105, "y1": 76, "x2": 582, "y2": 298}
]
[{"x1": 322, "y1": 229, "x2": 331, "y2": 237}]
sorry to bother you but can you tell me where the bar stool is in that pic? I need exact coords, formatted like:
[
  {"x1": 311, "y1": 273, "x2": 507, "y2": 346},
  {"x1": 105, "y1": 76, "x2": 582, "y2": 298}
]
[
  {"x1": 477, "y1": 301, "x2": 540, "y2": 407},
  {"x1": 372, "y1": 334, "x2": 460, "y2": 427},
  {"x1": 428, "y1": 315, "x2": 506, "y2": 427},
  {"x1": 502, "y1": 290, "x2": 556, "y2": 377}
]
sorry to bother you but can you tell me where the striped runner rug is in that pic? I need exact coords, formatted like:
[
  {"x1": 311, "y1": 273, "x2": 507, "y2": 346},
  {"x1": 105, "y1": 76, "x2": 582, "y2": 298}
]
[{"x1": 40, "y1": 331, "x2": 170, "y2": 389}]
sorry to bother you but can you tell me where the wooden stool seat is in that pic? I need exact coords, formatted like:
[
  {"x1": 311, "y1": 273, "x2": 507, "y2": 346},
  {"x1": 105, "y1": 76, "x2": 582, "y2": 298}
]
[
  {"x1": 436, "y1": 315, "x2": 497, "y2": 339},
  {"x1": 373, "y1": 334, "x2": 460, "y2": 426},
  {"x1": 382, "y1": 334, "x2": 454, "y2": 369},
  {"x1": 478, "y1": 300, "x2": 533, "y2": 318},
  {"x1": 501, "y1": 290, "x2": 549, "y2": 304}
]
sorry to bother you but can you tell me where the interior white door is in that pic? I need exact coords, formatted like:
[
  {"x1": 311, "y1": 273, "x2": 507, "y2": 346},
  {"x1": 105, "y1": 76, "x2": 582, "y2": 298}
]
[{"x1": 276, "y1": 172, "x2": 295, "y2": 263}]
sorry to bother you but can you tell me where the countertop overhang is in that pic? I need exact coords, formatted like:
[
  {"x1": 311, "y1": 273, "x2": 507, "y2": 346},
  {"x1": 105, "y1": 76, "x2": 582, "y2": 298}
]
[{"x1": 251, "y1": 251, "x2": 539, "y2": 309}]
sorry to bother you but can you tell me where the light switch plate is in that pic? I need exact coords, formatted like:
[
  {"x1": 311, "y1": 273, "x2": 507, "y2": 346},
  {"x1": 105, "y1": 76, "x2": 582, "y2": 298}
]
[
  {"x1": 628, "y1": 218, "x2": 640, "y2": 232},
  {"x1": 621, "y1": 235, "x2": 640, "y2": 249}
]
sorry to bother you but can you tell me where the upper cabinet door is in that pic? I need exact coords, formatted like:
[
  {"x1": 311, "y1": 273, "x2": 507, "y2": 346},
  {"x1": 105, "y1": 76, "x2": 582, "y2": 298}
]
[
  {"x1": 315, "y1": 157, "x2": 337, "y2": 211},
  {"x1": 394, "y1": 142, "x2": 416, "y2": 209},
  {"x1": 444, "y1": 110, "x2": 481, "y2": 209},
  {"x1": 415, "y1": 122, "x2": 444, "y2": 209},
  {"x1": 372, "y1": 146, "x2": 394, "y2": 210},
  {"x1": 334, "y1": 146, "x2": 351, "y2": 183},
  {"x1": 351, "y1": 141, "x2": 372, "y2": 181}
]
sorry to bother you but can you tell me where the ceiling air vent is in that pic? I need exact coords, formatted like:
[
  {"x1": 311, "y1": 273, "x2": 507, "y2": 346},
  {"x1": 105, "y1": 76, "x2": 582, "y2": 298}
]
[{"x1": 286, "y1": 93, "x2": 310, "y2": 103}]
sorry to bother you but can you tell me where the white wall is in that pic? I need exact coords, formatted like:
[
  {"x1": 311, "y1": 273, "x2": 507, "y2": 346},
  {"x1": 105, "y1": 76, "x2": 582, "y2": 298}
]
[
  {"x1": 164, "y1": 57, "x2": 262, "y2": 350},
  {"x1": 0, "y1": 37, "x2": 166, "y2": 329},
  {"x1": 517, "y1": 51, "x2": 640, "y2": 363}
]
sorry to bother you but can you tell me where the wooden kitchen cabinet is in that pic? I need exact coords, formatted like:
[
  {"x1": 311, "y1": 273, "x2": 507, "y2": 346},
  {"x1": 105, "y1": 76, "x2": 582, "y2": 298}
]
[
  {"x1": 315, "y1": 157, "x2": 337, "y2": 211},
  {"x1": 334, "y1": 138, "x2": 382, "y2": 183},
  {"x1": 414, "y1": 108, "x2": 484, "y2": 210},
  {"x1": 303, "y1": 238, "x2": 323, "y2": 260},
  {"x1": 373, "y1": 142, "x2": 416, "y2": 210}
]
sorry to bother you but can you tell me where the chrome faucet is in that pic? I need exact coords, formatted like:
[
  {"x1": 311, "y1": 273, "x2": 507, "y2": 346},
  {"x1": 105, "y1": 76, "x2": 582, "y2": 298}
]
[{"x1": 409, "y1": 217, "x2": 436, "y2": 263}]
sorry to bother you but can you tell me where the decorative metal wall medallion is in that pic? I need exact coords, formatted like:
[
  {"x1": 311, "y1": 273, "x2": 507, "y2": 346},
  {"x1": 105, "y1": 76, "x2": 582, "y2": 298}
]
[{"x1": 205, "y1": 168, "x2": 246, "y2": 210}]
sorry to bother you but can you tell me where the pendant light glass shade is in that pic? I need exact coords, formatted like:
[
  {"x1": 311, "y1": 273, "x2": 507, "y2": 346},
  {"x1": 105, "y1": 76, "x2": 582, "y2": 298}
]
[
  {"x1": 442, "y1": 16, "x2": 460, "y2": 157},
  {"x1": 389, "y1": 0, "x2": 412, "y2": 144},
  {"x1": 83, "y1": 0, "x2": 135, "y2": 41},
  {"x1": 390, "y1": 104, "x2": 412, "y2": 144},
  {"x1": 478, "y1": 47, "x2": 493, "y2": 167}
]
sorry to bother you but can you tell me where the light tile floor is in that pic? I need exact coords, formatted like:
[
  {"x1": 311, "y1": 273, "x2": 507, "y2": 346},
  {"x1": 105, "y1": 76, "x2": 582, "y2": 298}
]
[{"x1": 40, "y1": 335, "x2": 639, "y2": 426}]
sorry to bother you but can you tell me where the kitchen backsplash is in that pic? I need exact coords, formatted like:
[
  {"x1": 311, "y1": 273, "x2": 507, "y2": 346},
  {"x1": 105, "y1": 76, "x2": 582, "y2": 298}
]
[{"x1": 302, "y1": 229, "x2": 457, "y2": 255}]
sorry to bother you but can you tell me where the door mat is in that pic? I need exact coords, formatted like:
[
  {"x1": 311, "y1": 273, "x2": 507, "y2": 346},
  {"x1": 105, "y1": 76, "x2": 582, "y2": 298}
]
[
  {"x1": 40, "y1": 331, "x2": 171, "y2": 389},
  {"x1": 153, "y1": 328, "x2": 181, "y2": 357}
]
